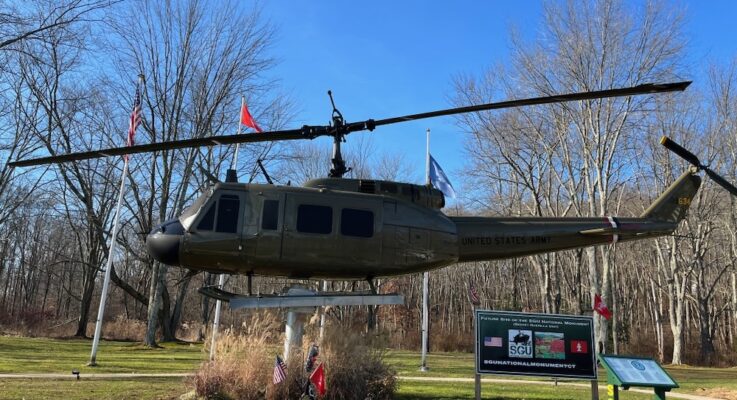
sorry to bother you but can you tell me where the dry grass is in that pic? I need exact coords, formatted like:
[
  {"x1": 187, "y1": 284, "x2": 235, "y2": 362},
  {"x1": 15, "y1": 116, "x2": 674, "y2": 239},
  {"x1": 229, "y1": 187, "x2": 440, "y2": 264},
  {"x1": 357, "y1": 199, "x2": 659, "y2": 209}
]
[
  {"x1": 191, "y1": 313, "x2": 396, "y2": 400},
  {"x1": 318, "y1": 330, "x2": 396, "y2": 400},
  {"x1": 102, "y1": 315, "x2": 146, "y2": 341}
]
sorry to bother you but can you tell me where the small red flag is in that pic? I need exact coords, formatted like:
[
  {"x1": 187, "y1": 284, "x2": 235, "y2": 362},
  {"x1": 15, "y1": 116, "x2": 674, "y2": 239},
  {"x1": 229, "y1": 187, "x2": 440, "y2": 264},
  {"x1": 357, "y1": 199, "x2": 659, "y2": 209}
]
[
  {"x1": 594, "y1": 294, "x2": 612, "y2": 320},
  {"x1": 570, "y1": 340, "x2": 588, "y2": 354},
  {"x1": 309, "y1": 362, "x2": 326, "y2": 396},
  {"x1": 240, "y1": 101, "x2": 262, "y2": 132}
]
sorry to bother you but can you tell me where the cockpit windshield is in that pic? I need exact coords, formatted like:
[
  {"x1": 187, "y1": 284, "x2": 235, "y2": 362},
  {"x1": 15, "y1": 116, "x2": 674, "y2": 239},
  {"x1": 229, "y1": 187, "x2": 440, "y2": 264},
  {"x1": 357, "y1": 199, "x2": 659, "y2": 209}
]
[{"x1": 179, "y1": 187, "x2": 213, "y2": 229}]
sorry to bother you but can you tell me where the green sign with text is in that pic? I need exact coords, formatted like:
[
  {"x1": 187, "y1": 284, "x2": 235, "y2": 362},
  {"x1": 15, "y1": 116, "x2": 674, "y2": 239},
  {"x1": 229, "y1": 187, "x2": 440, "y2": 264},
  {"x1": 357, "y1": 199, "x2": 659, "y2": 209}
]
[{"x1": 475, "y1": 310, "x2": 596, "y2": 379}]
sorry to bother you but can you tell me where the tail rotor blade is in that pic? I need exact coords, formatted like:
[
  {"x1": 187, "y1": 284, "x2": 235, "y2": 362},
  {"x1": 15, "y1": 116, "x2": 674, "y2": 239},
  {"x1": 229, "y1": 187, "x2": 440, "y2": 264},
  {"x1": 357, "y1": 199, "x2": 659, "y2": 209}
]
[
  {"x1": 704, "y1": 168, "x2": 737, "y2": 197},
  {"x1": 660, "y1": 136, "x2": 737, "y2": 197},
  {"x1": 660, "y1": 136, "x2": 701, "y2": 167}
]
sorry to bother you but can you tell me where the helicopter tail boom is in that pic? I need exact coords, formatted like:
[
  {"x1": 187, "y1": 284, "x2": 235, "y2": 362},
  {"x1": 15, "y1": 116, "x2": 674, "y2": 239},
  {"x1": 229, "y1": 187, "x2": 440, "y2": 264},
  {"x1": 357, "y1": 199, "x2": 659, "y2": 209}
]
[{"x1": 451, "y1": 169, "x2": 701, "y2": 263}]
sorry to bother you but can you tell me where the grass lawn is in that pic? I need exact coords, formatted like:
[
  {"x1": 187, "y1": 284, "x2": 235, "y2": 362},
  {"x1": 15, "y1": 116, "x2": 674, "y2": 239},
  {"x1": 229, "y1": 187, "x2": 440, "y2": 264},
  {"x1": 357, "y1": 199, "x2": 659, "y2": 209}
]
[
  {"x1": 1, "y1": 336, "x2": 735, "y2": 399},
  {"x1": 0, "y1": 378, "x2": 186, "y2": 400},
  {"x1": 396, "y1": 380, "x2": 655, "y2": 400},
  {"x1": 391, "y1": 350, "x2": 737, "y2": 392},
  {"x1": 0, "y1": 336, "x2": 204, "y2": 374}
]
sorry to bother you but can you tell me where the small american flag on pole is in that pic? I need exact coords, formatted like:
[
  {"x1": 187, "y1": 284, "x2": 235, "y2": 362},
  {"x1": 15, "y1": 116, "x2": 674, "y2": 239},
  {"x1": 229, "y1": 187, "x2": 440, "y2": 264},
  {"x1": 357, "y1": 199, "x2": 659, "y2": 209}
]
[
  {"x1": 127, "y1": 84, "x2": 142, "y2": 147},
  {"x1": 273, "y1": 355, "x2": 287, "y2": 385},
  {"x1": 469, "y1": 281, "x2": 480, "y2": 306}
]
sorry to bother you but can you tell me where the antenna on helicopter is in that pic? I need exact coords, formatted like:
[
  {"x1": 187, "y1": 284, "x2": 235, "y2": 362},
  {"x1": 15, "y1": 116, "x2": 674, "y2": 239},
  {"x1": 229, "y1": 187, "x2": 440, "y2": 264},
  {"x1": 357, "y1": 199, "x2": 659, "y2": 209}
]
[
  {"x1": 327, "y1": 90, "x2": 351, "y2": 178},
  {"x1": 256, "y1": 159, "x2": 274, "y2": 184},
  {"x1": 661, "y1": 136, "x2": 737, "y2": 196}
]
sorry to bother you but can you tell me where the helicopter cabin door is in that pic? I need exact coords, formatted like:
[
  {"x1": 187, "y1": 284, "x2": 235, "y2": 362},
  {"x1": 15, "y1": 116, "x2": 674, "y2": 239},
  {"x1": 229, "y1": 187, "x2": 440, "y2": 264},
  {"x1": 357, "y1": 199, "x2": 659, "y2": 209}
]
[
  {"x1": 282, "y1": 193, "x2": 382, "y2": 277},
  {"x1": 182, "y1": 190, "x2": 246, "y2": 272},
  {"x1": 254, "y1": 191, "x2": 285, "y2": 265}
]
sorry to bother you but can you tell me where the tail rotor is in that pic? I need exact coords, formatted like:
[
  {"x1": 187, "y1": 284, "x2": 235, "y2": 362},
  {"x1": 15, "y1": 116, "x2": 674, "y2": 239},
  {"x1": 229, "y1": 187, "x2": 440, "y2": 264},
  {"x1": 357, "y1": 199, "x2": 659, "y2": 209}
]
[{"x1": 660, "y1": 136, "x2": 737, "y2": 197}]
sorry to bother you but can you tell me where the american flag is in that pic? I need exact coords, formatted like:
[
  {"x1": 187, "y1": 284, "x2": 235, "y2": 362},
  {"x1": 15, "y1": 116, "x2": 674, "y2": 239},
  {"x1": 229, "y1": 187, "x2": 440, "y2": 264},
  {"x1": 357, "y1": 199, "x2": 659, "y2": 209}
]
[
  {"x1": 469, "y1": 281, "x2": 480, "y2": 306},
  {"x1": 273, "y1": 355, "x2": 287, "y2": 385},
  {"x1": 127, "y1": 85, "x2": 141, "y2": 147}
]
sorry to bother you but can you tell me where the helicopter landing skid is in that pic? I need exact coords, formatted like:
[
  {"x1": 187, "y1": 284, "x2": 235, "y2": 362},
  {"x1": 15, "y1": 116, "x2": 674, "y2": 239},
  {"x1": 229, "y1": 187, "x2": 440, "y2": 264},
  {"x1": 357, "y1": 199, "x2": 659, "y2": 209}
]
[{"x1": 198, "y1": 285, "x2": 404, "y2": 310}]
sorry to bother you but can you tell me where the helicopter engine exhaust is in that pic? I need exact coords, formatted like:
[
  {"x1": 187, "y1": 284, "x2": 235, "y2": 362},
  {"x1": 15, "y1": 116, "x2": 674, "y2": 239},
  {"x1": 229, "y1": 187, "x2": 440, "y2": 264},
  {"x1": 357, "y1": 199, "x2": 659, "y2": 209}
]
[{"x1": 146, "y1": 219, "x2": 184, "y2": 266}]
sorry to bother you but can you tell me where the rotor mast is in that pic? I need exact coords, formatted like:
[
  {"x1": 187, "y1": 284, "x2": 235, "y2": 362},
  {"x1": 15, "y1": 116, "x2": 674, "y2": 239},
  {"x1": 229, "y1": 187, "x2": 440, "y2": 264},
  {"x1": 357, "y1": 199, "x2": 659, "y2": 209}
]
[{"x1": 327, "y1": 90, "x2": 350, "y2": 178}]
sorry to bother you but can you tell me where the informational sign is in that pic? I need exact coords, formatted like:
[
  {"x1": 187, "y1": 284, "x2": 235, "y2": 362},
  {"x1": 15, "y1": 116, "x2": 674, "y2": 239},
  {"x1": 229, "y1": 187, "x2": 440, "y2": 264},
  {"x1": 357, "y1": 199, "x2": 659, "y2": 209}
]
[
  {"x1": 475, "y1": 310, "x2": 596, "y2": 379},
  {"x1": 598, "y1": 355, "x2": 678, "y2": 389}
]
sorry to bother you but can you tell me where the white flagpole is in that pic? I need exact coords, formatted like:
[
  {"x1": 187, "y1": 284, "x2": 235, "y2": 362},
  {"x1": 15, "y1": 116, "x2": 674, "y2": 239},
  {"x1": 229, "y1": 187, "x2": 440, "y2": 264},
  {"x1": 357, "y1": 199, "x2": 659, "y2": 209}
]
[
  {"x1": 231, "y1": 95, "x2": 245, "y2": 169},
  {"x1": 211, "y1": 95, "x2": 244, "y2": 360},
  {"x1": 89, "y1": 157, "x2": 128, "y2": 366},
  {"x1": 420, "y1": 128, "x2": 430, "y2": 372},
  {"x1": 87, "y1": 75, "x2": 143, "y2": 366},
  {"x1": 89, "y1": 76, "x2": 142, "y2": 365}
]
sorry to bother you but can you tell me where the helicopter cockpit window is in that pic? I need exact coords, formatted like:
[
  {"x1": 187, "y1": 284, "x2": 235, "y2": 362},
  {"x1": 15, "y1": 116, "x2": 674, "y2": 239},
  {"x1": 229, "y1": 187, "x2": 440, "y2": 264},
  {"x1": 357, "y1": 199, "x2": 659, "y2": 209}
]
[
  {"x1": 340, "y1": 209, "x2": 374, "y2": 238},
  {"x1": 196, "y1": 204, "x2": 216, "y2": 231},
  {"x1": 180, "y1": 187, "x2": 213, "y2": 229},
  {"x1": 216, "y1": 195, "x2": 240, "y2": 233},
  {"x1": 297, "y1": 204, "x2": 332, "y2": 234},
  {"x1": 261, "y1": 200, "x2": 279, "y2": 230}
]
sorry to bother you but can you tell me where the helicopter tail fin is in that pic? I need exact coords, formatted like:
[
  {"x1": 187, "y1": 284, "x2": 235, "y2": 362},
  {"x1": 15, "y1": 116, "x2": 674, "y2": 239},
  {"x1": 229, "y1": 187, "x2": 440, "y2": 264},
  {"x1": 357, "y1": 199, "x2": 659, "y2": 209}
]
[{"x1": 640, "y1": 168, "x2": 701, "y2": 223}]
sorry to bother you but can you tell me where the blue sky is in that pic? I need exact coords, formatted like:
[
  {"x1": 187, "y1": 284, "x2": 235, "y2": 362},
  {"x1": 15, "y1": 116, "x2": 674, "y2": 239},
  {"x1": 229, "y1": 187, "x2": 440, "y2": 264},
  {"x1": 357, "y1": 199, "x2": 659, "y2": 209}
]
[{"x1": 256, "y1": 1, "x2": 737, "y2": 197}]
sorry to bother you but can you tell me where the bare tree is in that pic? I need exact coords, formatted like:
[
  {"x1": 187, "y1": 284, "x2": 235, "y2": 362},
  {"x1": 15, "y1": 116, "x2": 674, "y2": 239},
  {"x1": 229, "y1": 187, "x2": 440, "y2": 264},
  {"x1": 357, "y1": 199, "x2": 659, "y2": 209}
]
[{"x1": 104, "y1": 0, "x2": 287, "y2": 346}]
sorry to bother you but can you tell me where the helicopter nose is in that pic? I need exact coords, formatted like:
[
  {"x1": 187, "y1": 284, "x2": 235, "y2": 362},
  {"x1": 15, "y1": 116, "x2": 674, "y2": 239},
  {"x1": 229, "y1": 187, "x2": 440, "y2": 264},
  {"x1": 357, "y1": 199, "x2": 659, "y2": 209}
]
[{"x1": 146, "y1": 219, "x2": 184, "y2": 266}]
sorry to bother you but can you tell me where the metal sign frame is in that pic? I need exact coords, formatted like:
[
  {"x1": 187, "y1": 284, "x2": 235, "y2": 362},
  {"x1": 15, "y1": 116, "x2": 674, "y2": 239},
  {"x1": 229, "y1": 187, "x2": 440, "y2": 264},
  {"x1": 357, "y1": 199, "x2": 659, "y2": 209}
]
[
  {"x1": 475, "y1": 310, "x2": 597, "y2": 379},
  {"x1": 598, "y1": 354, "x2": 678, "y2": 389}
]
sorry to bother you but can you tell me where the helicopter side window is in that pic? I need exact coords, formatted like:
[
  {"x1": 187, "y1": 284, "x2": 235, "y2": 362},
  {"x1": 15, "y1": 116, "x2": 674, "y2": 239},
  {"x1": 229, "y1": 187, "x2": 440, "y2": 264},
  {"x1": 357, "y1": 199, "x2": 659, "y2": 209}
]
[
  {"x1": 340, "y1": 209, "x2": 374, "y2": 238},
  {"x1": 261, "y1": 200, "x2": 279, "y2": 230},
  {"x1": 216, "y1": 195, "x2": 240, "y2": 234},
  {"x1": 296, "y1": 204, "x2": 332, "y2": 234},
  {"x1": 196, "y1": 203, "x2": 216, "y2": 231}
]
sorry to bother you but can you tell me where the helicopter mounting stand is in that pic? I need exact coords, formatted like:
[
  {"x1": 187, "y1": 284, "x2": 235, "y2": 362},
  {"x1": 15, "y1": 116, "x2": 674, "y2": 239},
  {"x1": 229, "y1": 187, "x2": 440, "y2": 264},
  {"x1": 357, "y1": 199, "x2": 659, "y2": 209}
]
[{"x1": 199, "y1": 284, "x2": 404, "y2": 361}]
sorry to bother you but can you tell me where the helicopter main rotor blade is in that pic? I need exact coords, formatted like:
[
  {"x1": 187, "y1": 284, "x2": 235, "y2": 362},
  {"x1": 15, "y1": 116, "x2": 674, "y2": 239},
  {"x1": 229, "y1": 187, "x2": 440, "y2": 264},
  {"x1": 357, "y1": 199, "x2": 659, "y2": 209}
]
[
  {"x1": 373, "y1": 81, "x2": 691, "y2": 127},
  {"x1": 10, "y1": 81, "x2": 691, "y2": 168},
  {"x1": 660, "y1": 136, "x2": 701, "y2": 167},
  {"x1": 8, "y1": 130, "x2": 308, "y2": 167},
  {"x1": 661, "y1": 136, "x2": 737, "y2": 197}
]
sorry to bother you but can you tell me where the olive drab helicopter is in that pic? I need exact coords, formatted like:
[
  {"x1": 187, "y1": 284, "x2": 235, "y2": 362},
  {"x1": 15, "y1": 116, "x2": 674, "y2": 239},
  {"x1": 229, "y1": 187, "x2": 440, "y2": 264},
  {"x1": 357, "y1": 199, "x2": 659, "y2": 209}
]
[{"x1": 10, "y1": 81, "x2": 737, "y2": 293}]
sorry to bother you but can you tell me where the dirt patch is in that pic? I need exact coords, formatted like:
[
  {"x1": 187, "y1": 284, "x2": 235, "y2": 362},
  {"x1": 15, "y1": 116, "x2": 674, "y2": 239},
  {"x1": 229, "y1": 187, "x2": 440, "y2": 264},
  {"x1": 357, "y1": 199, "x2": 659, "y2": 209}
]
[{"x1": 694, "y1": 388, "x2": 737, "y2": 400}]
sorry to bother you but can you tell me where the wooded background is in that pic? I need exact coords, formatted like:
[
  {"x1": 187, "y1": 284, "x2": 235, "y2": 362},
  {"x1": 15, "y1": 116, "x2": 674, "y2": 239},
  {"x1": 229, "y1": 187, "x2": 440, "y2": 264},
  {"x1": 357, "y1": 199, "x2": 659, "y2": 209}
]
[{"x1": 0, "y1": 0, "x2": 735, "y2": 367}]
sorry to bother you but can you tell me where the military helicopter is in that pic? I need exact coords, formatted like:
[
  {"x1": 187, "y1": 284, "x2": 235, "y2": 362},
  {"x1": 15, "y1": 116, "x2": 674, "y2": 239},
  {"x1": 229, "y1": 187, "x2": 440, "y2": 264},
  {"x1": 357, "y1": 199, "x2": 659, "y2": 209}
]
[{"x1": 10, "y1": 81, "x2": 737, "y2": 292}]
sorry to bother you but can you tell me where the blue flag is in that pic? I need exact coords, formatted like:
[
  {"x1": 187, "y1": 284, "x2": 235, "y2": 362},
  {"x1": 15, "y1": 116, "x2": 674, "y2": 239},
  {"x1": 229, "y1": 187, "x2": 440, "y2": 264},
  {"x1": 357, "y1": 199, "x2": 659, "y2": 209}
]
[{"x1": 429, "y1": 154, "x2": 456, "y2": 199}]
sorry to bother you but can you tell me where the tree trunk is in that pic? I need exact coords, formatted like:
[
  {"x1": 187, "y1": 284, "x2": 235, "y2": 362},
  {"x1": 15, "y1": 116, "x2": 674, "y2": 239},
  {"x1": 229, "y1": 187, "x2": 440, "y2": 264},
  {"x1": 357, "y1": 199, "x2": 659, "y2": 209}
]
[
  {"x1": 74, "y1": 269, "x2": 97, "y2": 338},
  {"x1": 144, "y1": 261, "x2": 161, "y2": 347}
]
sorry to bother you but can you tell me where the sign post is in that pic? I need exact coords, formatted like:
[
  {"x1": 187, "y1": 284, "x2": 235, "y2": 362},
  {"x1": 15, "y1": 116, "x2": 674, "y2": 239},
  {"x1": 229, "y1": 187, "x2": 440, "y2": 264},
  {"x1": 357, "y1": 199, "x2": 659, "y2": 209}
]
[
  {"x1": 473, "y1": 303, "x2": 480, "y2": 400},
  {"x1": 598, "y1": 355, "x2": 678, "y2": 400}
]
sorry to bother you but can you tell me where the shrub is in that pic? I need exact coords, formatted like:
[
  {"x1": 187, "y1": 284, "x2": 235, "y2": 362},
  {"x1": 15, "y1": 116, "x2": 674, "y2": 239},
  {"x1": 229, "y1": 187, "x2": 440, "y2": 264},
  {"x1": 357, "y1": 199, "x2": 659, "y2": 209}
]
[{"x1": 191, "y1": 319, "x2": 396, "y2": 400}]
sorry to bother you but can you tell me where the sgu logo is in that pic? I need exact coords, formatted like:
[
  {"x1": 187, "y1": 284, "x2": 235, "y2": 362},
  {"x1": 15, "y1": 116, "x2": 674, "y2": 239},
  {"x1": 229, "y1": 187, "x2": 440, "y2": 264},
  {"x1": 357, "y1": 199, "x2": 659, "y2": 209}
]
[{"x1": 508, "y1": 329, "x2": 533, "y2": 358}]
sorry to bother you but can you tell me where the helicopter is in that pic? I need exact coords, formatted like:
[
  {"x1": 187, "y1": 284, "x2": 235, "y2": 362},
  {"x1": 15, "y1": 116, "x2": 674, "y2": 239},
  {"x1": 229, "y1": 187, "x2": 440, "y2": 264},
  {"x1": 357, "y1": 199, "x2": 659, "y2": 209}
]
[{"x1": 10, "y1": 81, "x2": 737, "y2": 292}]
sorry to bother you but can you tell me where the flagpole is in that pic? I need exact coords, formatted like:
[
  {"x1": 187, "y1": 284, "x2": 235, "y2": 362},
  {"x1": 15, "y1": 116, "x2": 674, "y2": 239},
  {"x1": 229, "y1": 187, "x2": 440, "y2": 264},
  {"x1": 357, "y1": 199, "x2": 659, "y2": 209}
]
[
  {"x1": 231, "y1": 95, "x2": 245, "y2": 169},
  {"x1": 420, "y1": 128, "x2": 430, "y2": 372},
  {"x1": 425, "y1": 128, "x2": 430, "y2": 186},
  {"x1": 212, "y1": 95, "x2": 245, "y2": 359},
  {"x1": 89, "y1": 75, "x2": 143, "y2": 366}
]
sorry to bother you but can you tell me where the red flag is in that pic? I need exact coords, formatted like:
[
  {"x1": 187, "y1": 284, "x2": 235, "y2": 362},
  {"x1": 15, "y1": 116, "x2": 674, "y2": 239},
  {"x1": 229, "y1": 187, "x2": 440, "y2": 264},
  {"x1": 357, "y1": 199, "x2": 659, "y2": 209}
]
[
  {"x1": 594, "y1": 294, "x2": 612, "y2": 320},
  {"x1": 240, "y1": 101, "x2": 262, "y2": 132},
  {"x1": 309, "y1": 362, "x2": 326, "y2": 396}
]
